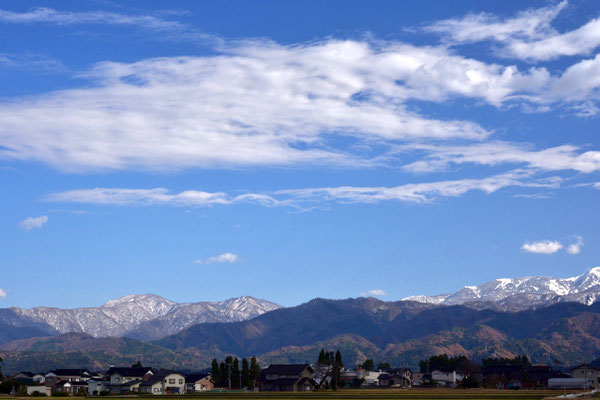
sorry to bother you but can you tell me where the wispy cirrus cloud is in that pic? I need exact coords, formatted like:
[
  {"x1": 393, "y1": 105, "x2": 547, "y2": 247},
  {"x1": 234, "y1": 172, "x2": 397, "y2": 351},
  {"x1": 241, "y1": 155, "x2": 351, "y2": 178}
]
[
  {"x1": 521, "y1": 240, "x2": 564, "y2": 254},
  {"x1": 401, "y1": 142, "x2": 600, "y2": 173},
  {"x1": 19, "y1": 215, "x2": 48, "y2": 231},
  {"x1": 424, "y1": 1, "x2": 600, "y2": 61},
  {"x1": 0, "y1": 7, "x2": 185, "y2": 32},
  {"x1": 45, "y1": 188, "x2": 286, "y2": 207},
  {"x1": 44, "y1": 170, "x2": 562, "y2": 208},
  {"x1": 195, "y1": 253, "x2": 240, "y2": 264}
]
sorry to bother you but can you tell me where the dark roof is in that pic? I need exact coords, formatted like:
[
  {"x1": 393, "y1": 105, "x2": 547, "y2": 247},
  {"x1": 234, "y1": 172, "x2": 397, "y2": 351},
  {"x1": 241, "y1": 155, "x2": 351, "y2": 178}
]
[
  {"x1": 106, "y1": 367, "x2": 153, "y2": 377},
  {"x1": 185, "y1": 373, "x2": 211, "y2": 383},
  {"x1": 378, "y1": 374, "x2": 390, "y2": 380},
  {"x1": 49, "y1": 369, "x2": 91, "y2": 376},
  {"x1": 432, "y1": 368, "x2": 456, "y2": 373},
  {"x1": 387, "y1": 368, "x2": 412, "y2": 374},
  {"x1": 120, "y1": 379, "x2": 143, "y2": 387},
  {"x1": 14, "y1": 372, "x2": 35, "y2": 377},
  {"x1": 261, "y1": 364, "x2": 312, "y2": 377},
  {"x1": 572, "y1": 364, "x2": 600, "y2": 371}
]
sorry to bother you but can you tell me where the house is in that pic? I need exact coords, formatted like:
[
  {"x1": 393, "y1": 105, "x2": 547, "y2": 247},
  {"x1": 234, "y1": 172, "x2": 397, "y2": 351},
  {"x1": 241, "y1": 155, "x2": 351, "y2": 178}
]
[
  {"x1": 61, "y1": 380, "x2": 88, "y2": 396},
  {"x1": 139, "y1": 370, "x2": 186, "y2": 395},
  {"x1": 33, "y1": 374, "x2": 46, "y2": 384},
  {"x1": 45, "y1": 369, "x2": 92, "y2": 395},
  {"x1": 256, "y1": 364, "x2": 316, "y2": 392},
  {"x1": 432, "y1": 369, "x2": 463, "y2": 387},
  {"x1": 25, "y1": 385, "x2": 46, "y2": 396},
  {"x1": 571, "y1": 364, "x2": 600, "y2": 389},
  {"x1": 45, "y1": 369, "x2": 91, "y2": 385},
  {"x1": 106, "y1": 366, "x2": 154, "y2": 394},
  {"x1": 185, "y1": 373, "x2": 214, "y2": 393},
  {"x1": 361, "y1": 371, "x2": 382, "y2": 386},
  {"x1": 88, "y1": 378, "x2": 110, "y2": 396}
]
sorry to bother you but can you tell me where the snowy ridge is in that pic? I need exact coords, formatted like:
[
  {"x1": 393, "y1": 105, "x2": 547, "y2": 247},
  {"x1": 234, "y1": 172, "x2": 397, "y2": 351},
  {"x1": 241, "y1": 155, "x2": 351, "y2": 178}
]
[
  {"x1": 404, "y1": 266, "x2": 600, "y2": 311},
  {"x1": 11, "y1": 295, "x2": 281, "y2": 339}
]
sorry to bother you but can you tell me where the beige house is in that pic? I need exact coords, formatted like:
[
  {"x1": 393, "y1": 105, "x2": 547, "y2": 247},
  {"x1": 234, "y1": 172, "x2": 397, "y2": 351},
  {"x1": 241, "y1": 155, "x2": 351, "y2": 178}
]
[
  {"x1": 571, "y1": 364, "x2": 600, "y2": 389},
  {"x1": 140, "y1": 371, "x2": 186, "y2": 395},
  {"x1": 185, "y1": 373, "x2": 214, "y2": 393}
]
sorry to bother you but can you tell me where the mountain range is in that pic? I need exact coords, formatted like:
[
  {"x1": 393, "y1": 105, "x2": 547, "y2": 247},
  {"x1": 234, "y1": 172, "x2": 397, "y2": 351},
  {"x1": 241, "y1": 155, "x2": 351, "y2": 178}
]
[
  {"x1": 405, "y1": 267, "x2": 600, "y2": 311},
  {"x1": 2, "y1": 267, "x2": 600, "y2": 374},
  {"x1": 1, "y1": 295, "x2": 280, "y2": 343}
]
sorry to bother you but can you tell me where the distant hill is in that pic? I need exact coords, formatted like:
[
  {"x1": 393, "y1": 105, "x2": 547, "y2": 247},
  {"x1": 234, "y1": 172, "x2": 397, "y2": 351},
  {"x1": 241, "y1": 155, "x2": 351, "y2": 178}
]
[
  {"x1": 156, "y1": 298, "x2": 600, "y2": 367},
  {"x1": 3, "y1": 297, "x2": 600, "y2": 373},
  {"x1": 0, "y1": 332, "x2": 221, "y2": 374}
]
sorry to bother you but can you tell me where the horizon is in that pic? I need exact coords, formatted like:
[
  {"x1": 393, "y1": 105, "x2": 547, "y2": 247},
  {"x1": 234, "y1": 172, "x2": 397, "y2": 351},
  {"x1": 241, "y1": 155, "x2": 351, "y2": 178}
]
[
  {"x1": 1, "y1": 0, "x2": 599, "y2": 310},
  {"x1": 4, "y1": 264, "x2": 599, "y2": 309}
]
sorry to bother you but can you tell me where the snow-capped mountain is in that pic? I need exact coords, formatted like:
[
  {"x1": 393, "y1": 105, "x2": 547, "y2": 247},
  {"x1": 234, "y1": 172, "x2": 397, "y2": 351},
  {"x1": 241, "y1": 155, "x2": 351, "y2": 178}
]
[
  {"x1": 404, "y1": 266, "x2": 600, "y2": 311},
  {"x1": 10, "y1": 295, "x2": 281, "y2": 339}
]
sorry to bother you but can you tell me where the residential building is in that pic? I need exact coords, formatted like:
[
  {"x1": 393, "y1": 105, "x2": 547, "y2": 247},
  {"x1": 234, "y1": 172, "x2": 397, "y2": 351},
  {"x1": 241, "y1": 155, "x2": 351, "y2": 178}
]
[
  {"x1": 139, "y1": 370, "x2": 186, "y2": 395},
  {"x1": 432, "y1": 369, "x2": 463, "y2": 387},
  {"x1": 88, "y1": 378, "x2": 110, "y2": 395},
  {"x1": 256, "y1": 364, "x2": 316, "y2": 392},
  {"x1": 106, "y1": 366, "x2": 154, "y2": 394},
  {"x1": 185, "y1": 373, "x2": 214, "y2": 393},
  {"x1": 571, "y1": 364, "x2": 600, "y2": 389}
]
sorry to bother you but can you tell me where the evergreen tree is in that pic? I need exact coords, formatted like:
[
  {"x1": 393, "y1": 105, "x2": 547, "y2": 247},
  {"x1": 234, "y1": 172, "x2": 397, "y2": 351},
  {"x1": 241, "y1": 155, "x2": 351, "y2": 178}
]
[
  {"x1": 211, "y1": 359, "x2": 220, "y2": 385},
  {"x1": 250, "y1": 356, "x2": 261, "y2": 386},
  {"x1": 377, "y1": 362, "x2": 390, "y2": 370},
  {"x1": 131, "y1": 361, "x2": 143, "y2": 368},
  {"x1": 241, "y1": 358, "x2": 251, "y2": 389},
  {"x1": 318, "y1": 349, "x2": 326, "y2": 363},
  {"x1": 335, "y1": 350, "x2": 344, "y2": 367},
  {"x1": 361, "y1": 359, "x2": 374, "y2": 371},
  {"x1": 232, "y1": 358, "x2": 240, "y2": 388},
  {"x1": 0, "y1": 357, "x2": 3, "y2": 380},
  {"x1": 219, "y1": 361, "x2": 227, "y2": 388}
]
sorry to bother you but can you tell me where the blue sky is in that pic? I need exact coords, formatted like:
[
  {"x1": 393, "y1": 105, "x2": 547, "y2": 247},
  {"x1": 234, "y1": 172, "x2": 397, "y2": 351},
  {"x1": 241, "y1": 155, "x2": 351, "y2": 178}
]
[{"x1": 1, "y1": 0, "x2": 599, "y2": 308}]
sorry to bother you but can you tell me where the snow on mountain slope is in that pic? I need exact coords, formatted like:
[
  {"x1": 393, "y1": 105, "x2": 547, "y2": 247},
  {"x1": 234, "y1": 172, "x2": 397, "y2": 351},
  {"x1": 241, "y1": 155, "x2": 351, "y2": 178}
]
[
  {"x1": 10, "y1": 295, "x2": 281, "y2": 338},
  {"x1": 404, "y1": 266, "x2": 600, "y2": 310},
  {"x1": 126, "y1": 296, "x2": 282, "y2": 340}
]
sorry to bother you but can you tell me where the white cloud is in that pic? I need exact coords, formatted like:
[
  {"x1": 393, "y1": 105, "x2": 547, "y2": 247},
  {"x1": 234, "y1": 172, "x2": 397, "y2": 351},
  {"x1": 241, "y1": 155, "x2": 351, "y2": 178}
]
[
  {"x1": 0, "y1": 7, "x2": 185, "y2": 32},
  {"x1": 45, "y1": 188, "x2": 286, "y2": 207},
  {"x1": 567, "y1": 236, "x2": 584, "y2": 255},
  {"x1": 361, "y1": 289, "x2": 387, "y2": 297},
  {"x1": 276, "y1": 170, "x2": 560, "y2": 204},
  {"x1": 424, "y1": 1, "x2": 600, "y2": 61},
  {"x1": 0, "y1": 288, "x2": 7, "y2": 298},
  {"x1": 401, "y1": 142, "x2": 600, "y2": 173},
  {"x1": 521, "y1": 240, "x2": 564, "y2": 254},
  {"x1": 46, "y1": 170, "x2": 561, "y2": 208},
  {"x1": 0, "y1": 40, "x2": 505, "y2": 172},
  {"x1": 195, "y1": 253, "x2": 240, "y2": 264},
  {"x1": 20, "y1": 215, "x2": 48, "y2": 231}
]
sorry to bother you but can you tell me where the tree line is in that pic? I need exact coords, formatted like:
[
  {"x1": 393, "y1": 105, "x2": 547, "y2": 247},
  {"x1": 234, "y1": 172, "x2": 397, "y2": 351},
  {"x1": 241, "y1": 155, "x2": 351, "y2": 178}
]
[{"x1": 210, "y1": 356, "x2": 260, "y2": 389}]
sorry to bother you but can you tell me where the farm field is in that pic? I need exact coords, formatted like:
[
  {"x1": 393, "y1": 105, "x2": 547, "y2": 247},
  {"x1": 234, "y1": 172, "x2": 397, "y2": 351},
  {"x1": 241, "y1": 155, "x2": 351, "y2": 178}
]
[{"x1": 0, "y1": 390, "x2": 573, "y2": 400}]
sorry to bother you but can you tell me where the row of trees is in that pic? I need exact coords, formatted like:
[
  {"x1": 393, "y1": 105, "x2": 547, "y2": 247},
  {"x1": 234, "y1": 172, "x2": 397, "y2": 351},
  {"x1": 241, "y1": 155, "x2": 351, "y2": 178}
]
[
  {"x1": 210, "y1": 356, "x2": 260, "y2": 389},
  {"x1": 359, "y1": 359, "x2": 390, "y2": 371}
]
